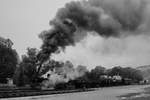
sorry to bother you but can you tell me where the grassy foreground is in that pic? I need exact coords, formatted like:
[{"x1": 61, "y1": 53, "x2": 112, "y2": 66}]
[{"x1": 119, "y1": 85, "x2": 150, "y2": 100}]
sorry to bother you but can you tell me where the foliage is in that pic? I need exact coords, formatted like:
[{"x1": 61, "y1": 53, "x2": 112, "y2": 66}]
[
  {"x1": 13, "y1": 48, "x2": 38, "y2": 86},
  {"x1": 0, "y1": 45, "x2": 18, "y2": 83},
  {"x1": 90, "y1": 66, "x2": 106, "y2": 81},
  {"x1": 55, "y1": 66, "x2": 144, "y2": 90},
  {"x1": 13, "y1": 48, "x2": 60, "y2": 86},
  {"x1": 13, "y1": 47, "x2": 143, "y2": 88},
  {"x1": 107, "y1": 66, "x2": 143, "y2": 81}
]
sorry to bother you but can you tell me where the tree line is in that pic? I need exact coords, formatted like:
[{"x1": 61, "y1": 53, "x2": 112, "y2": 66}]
[
  {"x1": 54, "y1": 66, "x2": 143, "y2": 90},
  {"x1": 0, "y1": 39, "x2": 143, "y2": 90}
]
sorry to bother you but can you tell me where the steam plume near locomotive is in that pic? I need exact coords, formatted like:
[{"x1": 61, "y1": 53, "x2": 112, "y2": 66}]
[{"x1": 39, "y1": 0, "x2": 150, "y2": 68}]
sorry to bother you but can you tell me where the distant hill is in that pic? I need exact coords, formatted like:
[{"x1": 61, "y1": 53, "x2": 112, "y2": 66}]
[{"x1": 137, "y1": 65, "x2": 150, "y2": 81}]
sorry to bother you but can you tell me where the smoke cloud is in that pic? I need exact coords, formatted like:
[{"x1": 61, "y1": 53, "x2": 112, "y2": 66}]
[
  {"x1": 41, "y1": 61, "x2": 88, "y2": 88},
  {"x1": 52, "y1": 34, "x2": 150, "y2": 69},
  {"x1": 39, "y1": 0, "x2": 150, "y2": 69}
]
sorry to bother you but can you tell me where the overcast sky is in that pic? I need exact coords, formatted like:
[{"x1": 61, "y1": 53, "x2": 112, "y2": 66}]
[
  {"x1": 0, "y1": 0, "x2": 74, "y2": 55},
  {"x1": 1, "y1": 0, "x2": 150, "y2": 69}
]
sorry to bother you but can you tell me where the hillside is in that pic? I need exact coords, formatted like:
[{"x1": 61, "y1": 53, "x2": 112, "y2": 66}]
[{"x1": 137, "y1": 65, "x2": 150, "y2": 81}]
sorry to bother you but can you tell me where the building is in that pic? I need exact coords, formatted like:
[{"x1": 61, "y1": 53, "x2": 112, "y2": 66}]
[{"x1": 0, "y1": 36, "x2": 13, "y2": 48}]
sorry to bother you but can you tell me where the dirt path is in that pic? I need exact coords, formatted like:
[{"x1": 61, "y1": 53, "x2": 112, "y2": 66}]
[{"x1": 3, "y1": 85, "x2": 150, "y2": 100}]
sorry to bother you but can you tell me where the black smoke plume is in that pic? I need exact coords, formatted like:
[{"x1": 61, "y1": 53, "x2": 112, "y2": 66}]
[{"x1": 39, "y1": 0, "x2": 149, "y2": 62}]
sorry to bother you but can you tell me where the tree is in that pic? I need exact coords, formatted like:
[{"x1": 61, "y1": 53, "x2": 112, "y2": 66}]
[
  {"x1": 107, "y1": 66, "x2": 123, "y2": 76},
  {"x1": 90, "y1": 66, "x2": 106, "y2": 80},
  {"x1": 13, "y1": 48, "x2": 38, "y2": 86},
  {"x1": 14, "y1": 48, "x2": 59, "y2": 86},
  {"x1": 121, "y1": 67, "x2": 143, "y2": 81},
  {"x1": 107, "y1": 66, "x2": 143, "y2": 82},
  {"x1": 0, "y1": 45, "x2": 18, "y2": 83}
]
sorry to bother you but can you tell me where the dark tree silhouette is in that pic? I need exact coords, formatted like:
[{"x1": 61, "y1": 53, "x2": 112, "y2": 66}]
[
  {"x1": 0, "y1": 45, "x2": 18, "y2": 83},
  {"x1": 13, "y1": 48, "x2": 38, "y2": 86}
]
